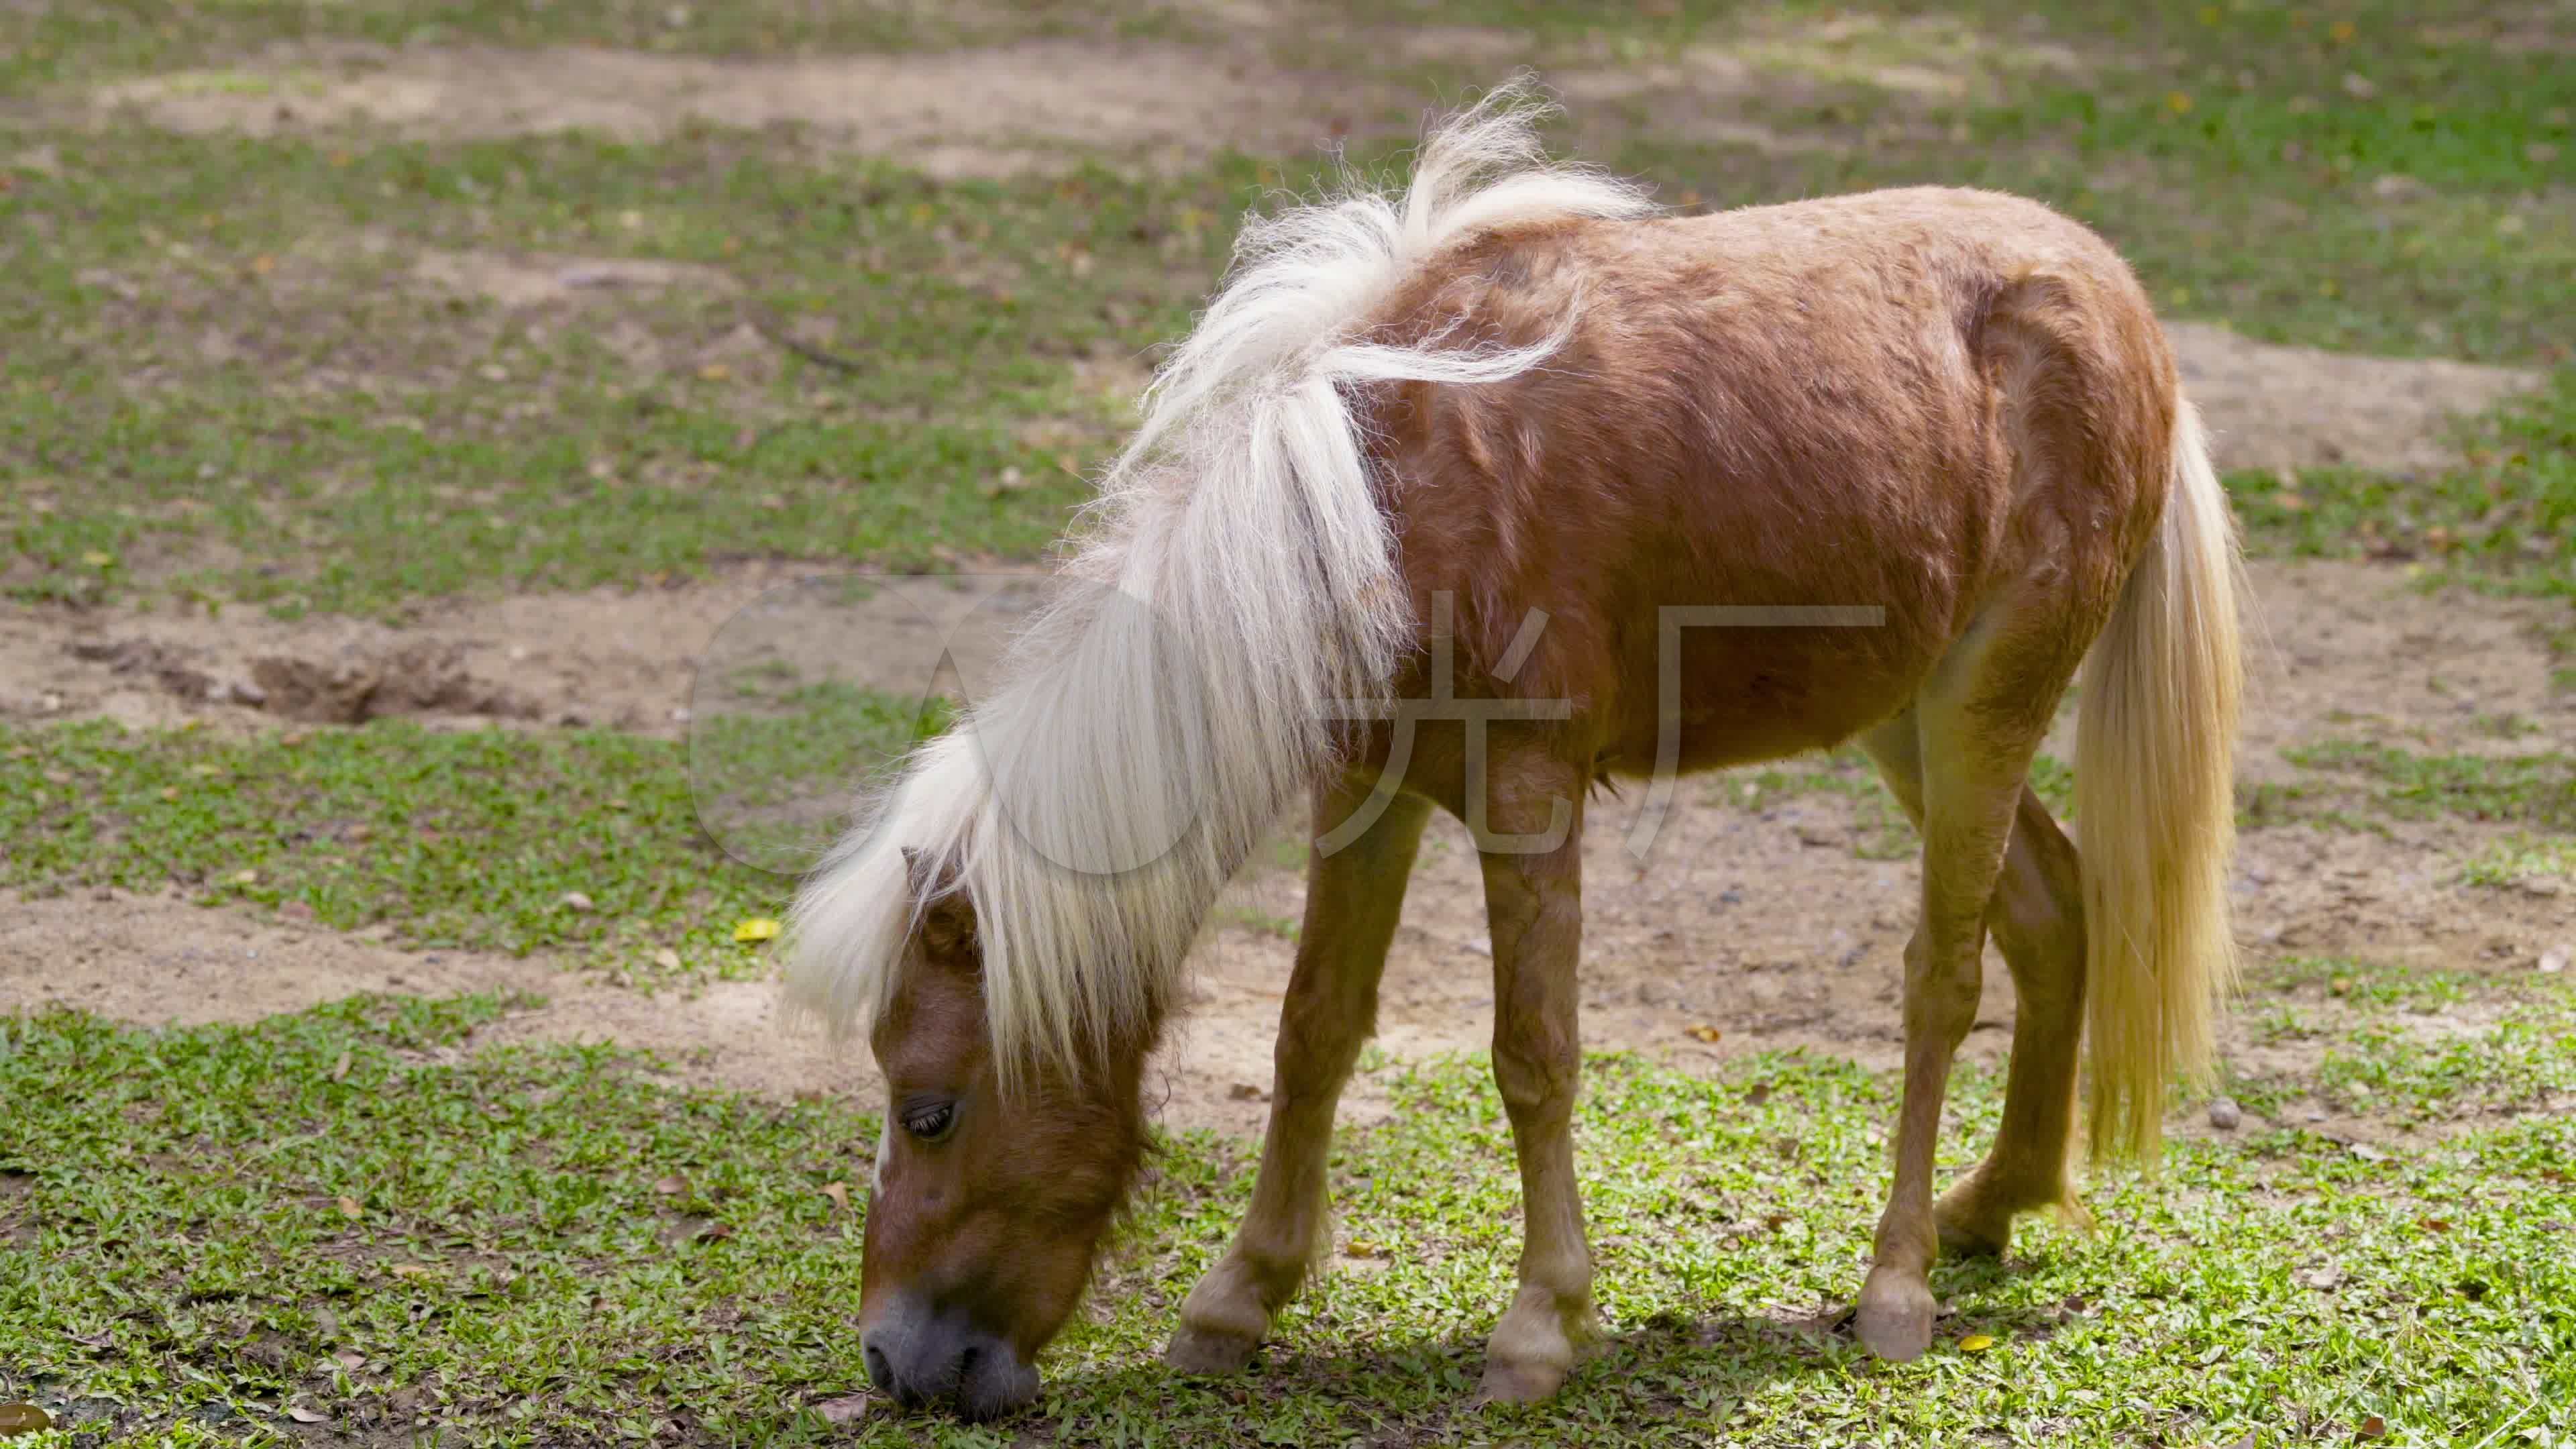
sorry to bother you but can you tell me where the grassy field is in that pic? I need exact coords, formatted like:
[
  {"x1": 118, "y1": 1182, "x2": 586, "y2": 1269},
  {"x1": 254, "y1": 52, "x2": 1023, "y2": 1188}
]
[
  {"x1": 3, "y1": 0, "x2": 2574, "y2": 1444},
  {"x1": 6, "y1": 992, "x2": 2573, "y2": 1446}
]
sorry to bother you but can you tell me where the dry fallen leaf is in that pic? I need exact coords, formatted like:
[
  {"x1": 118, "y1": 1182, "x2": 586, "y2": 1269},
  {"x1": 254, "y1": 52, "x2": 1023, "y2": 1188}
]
[
  {"x1": 387, "y1": 1263, "x2": 434, "y2": 1279},
  {"x1": 653, "y1": 1175, "x2": 688, "y2": 1196},
  {"x1": 230, "y1": 869, "x2": 259, "y2": 885},
  {"x1": 329, "y1": 1051, "x2": 352, "y2": 1083},
  {"x1": 652, "y1": 947, "x2": 683, "y2": 972},
  {"x1": 733, "y1": 917, "x2": 782, "y2": 943},
  {"x1": 821, "y1": 1181, "x2": 851, "y2": 1210},
  {"x1": 1684, "y1": 1024, "x2": 1723, "y2": 1043},
  {"x1": 815, "y1": 1394, "x2": 871, "y2": 1425},
  {"x1": 286, "y1": 1405, "x2": 326, "y2": 1424},
  {"x1": 558, "y1": 890, "x2": 594, "y2": 912},
  {"x1": 1344, "y1": 1239, "x2": 1385, "y2": 1258},
  {"x1": 333, "y1": 1350, "x2": 366, "y2": 1371},
  {"x1": 335, "y1": 1195, "x2": 362, "y2": 1220},
  {"x1": 2358, "y1": 1413, "x2": 2387, "y2": 1439},
  {"x1": 1957, "y1": 1333, "x2": 1996, "y2": 1352}
]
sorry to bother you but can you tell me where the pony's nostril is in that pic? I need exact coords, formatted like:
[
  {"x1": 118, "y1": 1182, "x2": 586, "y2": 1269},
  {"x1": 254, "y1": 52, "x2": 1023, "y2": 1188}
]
[{"x1": 862, "y1": 1342, "x2": 893, "y2": 1392}]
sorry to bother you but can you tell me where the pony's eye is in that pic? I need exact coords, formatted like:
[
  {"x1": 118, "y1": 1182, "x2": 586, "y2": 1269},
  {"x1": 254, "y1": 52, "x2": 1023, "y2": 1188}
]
[{"x1": 902, "y1": 1102, "x2": 957, "y2": 1142}]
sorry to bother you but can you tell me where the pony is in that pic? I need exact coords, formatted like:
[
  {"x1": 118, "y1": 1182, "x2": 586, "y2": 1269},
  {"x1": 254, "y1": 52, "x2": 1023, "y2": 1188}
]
[{"x1": 786, "y1": 83, "x2": 2242, "y2": 1419}]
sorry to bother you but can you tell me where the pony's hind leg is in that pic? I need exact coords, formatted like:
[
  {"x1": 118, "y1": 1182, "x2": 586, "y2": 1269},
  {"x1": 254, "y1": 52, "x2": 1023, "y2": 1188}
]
[
  {"x1": 1165, "y1": 776, "x2": 1433, "y2": 1375},
  {"x1": 1469, "y1": 756, "x2": 1595, "y2": 1404},
  {"x1": 1860, "y1": 713, "x2": 2090, "y2": 1256},
  {"x1": 1855, "y1": 619, "x2": 2078, "y2": 1362}
]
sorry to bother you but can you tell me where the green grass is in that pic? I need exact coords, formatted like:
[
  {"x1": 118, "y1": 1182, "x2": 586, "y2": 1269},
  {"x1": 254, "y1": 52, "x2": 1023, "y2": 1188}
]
[
  {"x1": 2228, "y1": 370, "x2": 2576, "y2": 598},
  {"x1": 692, "y1": 672, "x2": 954, "y2": 875},
  {"x1": 3, "y1": 989, "x2": 2573, "y2": 1446},
  {"x1": 3, "y1": 3, "x2": 2575, "y2": 1441},
  {"x1": 4, "y1": 0, "x2": 2572, "y2": 617},
  {"x1": 0, "y1": 0, "x2": 1168, "y2": 93},
  {"x1": 2459, "y1": 833, "x2": 2576, "y2": 890},
  {"x1": 0, "y1": 129, "x2": 1254, "y2": 615},
  {"x1": 0, "y1": 680, "x2": 949, "y2": 975},
  {"x1": 2245, "y1": 955, "x2": 2485, "y2": 1014},
  {"x1": 1570, "y1": 0, "x2": 2575, "y2": 366},
  {"x1": 2253, "y1": 741, "x2": 2576, "y2": 832},
  {"x1": 0, "y1": 718, "x2": 798, "y2": 978}
]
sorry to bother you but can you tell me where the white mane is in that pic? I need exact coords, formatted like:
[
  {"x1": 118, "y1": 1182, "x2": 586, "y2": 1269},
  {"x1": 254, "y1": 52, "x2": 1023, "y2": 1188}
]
[{"x1": 783, "y1": 84, "x2": 1658, "y2": 1087}]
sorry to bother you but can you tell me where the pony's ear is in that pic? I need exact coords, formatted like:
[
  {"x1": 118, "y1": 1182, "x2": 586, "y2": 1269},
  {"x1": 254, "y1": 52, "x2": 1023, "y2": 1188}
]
[{"x1": 902, "y1": 847, "x2": 978, "y2": 957}]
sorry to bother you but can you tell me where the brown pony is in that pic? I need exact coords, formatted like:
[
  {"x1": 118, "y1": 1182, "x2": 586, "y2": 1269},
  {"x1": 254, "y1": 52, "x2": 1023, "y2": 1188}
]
[{"x1": 787, "y1": 85, "x2": 2242, "y2": 1418}]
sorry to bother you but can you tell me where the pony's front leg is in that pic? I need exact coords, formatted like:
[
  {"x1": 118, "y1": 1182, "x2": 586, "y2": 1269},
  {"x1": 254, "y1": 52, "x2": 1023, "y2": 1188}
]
[
  {"x1": 1474, "y1": 774, "x2": 1595, "y2": 1404},
  {"x1": 1166, "y1": 779, "x2": 1432, "y2": 1375}
]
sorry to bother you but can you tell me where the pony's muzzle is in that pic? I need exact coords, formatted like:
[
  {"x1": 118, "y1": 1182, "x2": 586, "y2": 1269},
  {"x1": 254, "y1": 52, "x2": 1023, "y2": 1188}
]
[{"x1": 862, "y1": 1301, "x2": 1038, "y2": 1420}]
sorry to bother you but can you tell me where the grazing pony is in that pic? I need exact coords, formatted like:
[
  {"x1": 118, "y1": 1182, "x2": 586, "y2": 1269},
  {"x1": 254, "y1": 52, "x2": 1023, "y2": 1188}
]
[{"x1": 788, "y1": 86, "x2": 2241, "y2": 1418}]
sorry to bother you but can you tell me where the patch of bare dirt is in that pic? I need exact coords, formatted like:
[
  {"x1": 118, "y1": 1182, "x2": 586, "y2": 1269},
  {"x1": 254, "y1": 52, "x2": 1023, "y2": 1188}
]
[
  {"x1": 1550, "y1": 11, "x2": 2086, "y2": 155},
  {"x1": 2235, "y1": 558, "x2": 2572, "y2": 770},
  {"x1": 57, "y1": 231, "x2": 785, "y2": 403},
  {"x1": 15, "y1": 554, "x2": 2560, "y2": 761},
  {"x1": 0, "y1": 561, "x2": 1063, "y2": 737},
  {"x1": 2169, "y1": 322, "x2": 2541, "y2": 476},
  {"x1": 0, "y1": 562, "x2": 822, "y2": 734},
  {"x1": 407, "y1": 250, "x2": 740, "y2": 313},
  {"x1": 78, "y1": 41, "x2": 1387, "y2": 178},
  {"x1": 0, "y1": 886, "x2": 871, "y2": 1101},
  {"x1": 1175, "y1": 772, "x2": 2575, "y2": 1138}
]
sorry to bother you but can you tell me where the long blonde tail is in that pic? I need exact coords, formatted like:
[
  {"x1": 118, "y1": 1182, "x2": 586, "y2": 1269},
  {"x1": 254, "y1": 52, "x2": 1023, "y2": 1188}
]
[{"x1": 2074, "y1": 396, "x2": 2245, "y2": 1163}]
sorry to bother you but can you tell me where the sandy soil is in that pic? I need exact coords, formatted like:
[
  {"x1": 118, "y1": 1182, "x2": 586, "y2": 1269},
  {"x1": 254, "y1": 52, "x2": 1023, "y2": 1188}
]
[
  {"x1": 73, "y1": 40, "x2": 1388, "y2": 179},
  {"x1": 9, "y1": 555, "x2": 2563, "y2": 753},
  {"x1": 52, "y1": 14, "x2": 2103, "y2": 175},
  {"x1": 0, "y1": 560, "x2": 824, "y2": 733},
  {"x1": 0, "y1": 885, "x2": 869, "y2": 1099},
  {"x1": 2169, "y1": 322, "x2": 2540, "y2": 478}
]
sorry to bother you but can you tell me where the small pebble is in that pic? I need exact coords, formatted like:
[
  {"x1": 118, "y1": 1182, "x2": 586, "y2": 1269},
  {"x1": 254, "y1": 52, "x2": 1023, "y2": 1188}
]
[
  {"x1": 2207, "y1": 1097, "x2": 2243, "y2": 1131},
  {"x1": 2539, "y1": 946, "x2": 2569, "y2": 975}
]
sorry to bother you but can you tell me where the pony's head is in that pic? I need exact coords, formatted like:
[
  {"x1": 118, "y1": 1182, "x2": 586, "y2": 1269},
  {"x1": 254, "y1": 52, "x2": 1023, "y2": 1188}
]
[{"x1": 854, "y1": 849, "x2": 1153, "y2": 1420}]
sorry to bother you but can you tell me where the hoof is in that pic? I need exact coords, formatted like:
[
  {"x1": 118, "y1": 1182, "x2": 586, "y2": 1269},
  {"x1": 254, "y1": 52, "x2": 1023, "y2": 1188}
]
[
  {"x1": 1164, "y1": 1324, "x2": 1262, "y2": 1377},
  {"x1": 1476, "y1": 1355, "x2": 1568, "y2": 1405},
  {"x1": 1854, "y1": 1268, "x2": 1937, "y2": 1362}
]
